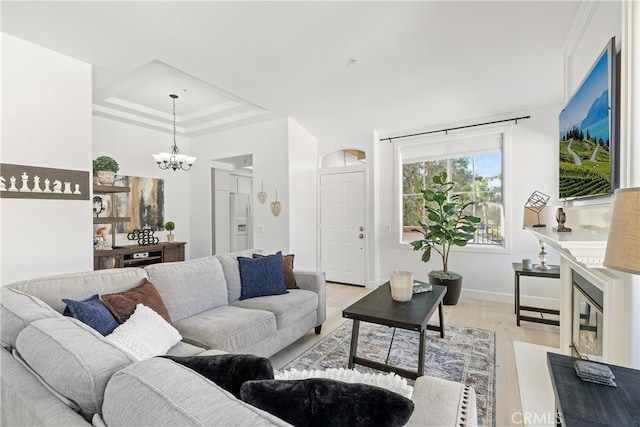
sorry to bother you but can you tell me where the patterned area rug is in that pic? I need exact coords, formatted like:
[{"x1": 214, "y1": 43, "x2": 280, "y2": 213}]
[{"x1": 282, "y1": 319, "x2": 496, "y2": 426}]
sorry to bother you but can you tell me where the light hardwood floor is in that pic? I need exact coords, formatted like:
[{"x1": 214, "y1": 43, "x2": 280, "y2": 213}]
[{"x1": 270, "y1": 282, "x2": 560, "y2": 427}]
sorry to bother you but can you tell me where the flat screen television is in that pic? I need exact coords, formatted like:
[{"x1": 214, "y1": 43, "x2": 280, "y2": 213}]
[{"x1": 559, "y1": 37, "x2": 618, "y2": 200}]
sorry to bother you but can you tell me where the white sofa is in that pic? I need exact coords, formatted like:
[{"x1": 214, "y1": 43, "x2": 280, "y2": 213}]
[{"x1": 0, "y1": 249, "x2": 476, "y2": 426}]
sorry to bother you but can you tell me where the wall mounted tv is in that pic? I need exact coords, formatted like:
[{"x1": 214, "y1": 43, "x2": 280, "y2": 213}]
[{"x1": 559, "y1": 37, "x2": 618, "y2": 200}]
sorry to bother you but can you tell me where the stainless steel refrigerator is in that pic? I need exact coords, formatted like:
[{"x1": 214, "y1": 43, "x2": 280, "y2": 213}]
[{"x1": 230, "y1": 193, "x2": 252, "y2": 251}]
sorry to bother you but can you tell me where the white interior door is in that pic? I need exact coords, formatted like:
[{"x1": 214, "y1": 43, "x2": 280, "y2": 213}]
[{"x1": 320, "y1": 171, "x2": 365, "y2": 286}]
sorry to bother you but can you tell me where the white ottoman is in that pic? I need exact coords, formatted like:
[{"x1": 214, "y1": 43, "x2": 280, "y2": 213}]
[
  {"x1": 277, "y1": 368, "x2": 477, "y2": 426},
  {"x1": 406, "y1": 376, "x2": 477, "y2": 427}
]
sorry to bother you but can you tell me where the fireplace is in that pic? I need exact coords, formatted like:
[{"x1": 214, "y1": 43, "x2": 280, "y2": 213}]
[
  {"x1": 571, "y1": 270, "x2": 604, "y2": 360},
  {"x1": 526, "y1": 226, "x2": 634, "y2": 366}
]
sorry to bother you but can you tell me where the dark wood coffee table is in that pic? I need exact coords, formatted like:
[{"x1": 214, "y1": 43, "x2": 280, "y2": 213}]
[
  {"x1": 342, "y1": 282, "x2": 447, "y2": 380},
  {"x1": 547, "y1": 352, "x2": 640, "y2": 426}
]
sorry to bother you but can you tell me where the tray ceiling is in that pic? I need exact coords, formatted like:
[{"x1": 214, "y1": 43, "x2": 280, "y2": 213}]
[{"x1": 92, "y1": 60, "x2": 270, "y2": 138}]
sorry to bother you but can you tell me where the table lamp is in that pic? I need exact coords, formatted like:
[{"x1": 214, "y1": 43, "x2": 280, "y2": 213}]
[{"x1": 603, "y1": 187, "x2": 640, "y2": 275}]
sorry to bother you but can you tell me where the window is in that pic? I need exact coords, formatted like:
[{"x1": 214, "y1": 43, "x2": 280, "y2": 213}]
[{"x1": 397, "y1": 130, "x2": 506, "y2": 248}]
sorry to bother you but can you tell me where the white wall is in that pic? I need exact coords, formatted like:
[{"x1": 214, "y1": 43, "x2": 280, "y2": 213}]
[
  {"x1": 93, "y1": 114, "x2": 319, "y2": 269},
  {"x1": 92, "y1": 116, "x2": 192, "y2": 257},
  {"x1": 287, "y1": 118, "x2": 318, "y2": 271},
  {"x1": 188, "y1": 117, "x2": 318, "y2": 268},
  {"x1": 189, "y1": 118, "x2": 290, "y2": 259},
  {"x1": 561, "y1": 1, "x2": 622, "y2": 230},
  {"x1": 375, "y1": 106, "x2": 562, "y2": 306},
  {"x1": 564, "y1": 2, "x2": 622, "y2": 101},
  {"x1": 318, "y1": 114, "x2": 562, "y2": 304},
  {"x1": 1, "y1": 34, "x2": 93, "y2": 285},
  {"x1": 563, "y1": 0, "x2": 639, "y2": 368}
]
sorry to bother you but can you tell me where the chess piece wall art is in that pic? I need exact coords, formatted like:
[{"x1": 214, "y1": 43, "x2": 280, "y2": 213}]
[{"x1": 0, "y1": 163, "x2": 88, "y2": 200}]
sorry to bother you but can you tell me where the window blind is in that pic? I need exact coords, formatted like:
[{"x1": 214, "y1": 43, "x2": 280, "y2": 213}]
[{"x1": 400, "y1": 132, "x2": 503, "y2": 164}]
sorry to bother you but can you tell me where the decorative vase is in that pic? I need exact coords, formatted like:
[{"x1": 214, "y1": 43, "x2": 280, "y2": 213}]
[
  {"x1": 96, "y1": 171, "x2": 115, "y2": 185},
  {"x1": 390, "y1": 271, "x2": 414, "y2": 302},
  {"x1": 428, "y1": 274, "x2": 463, "y2": 305},
  {"x1": 167, "y1": 234, "x2": 175, "y2": 243}
]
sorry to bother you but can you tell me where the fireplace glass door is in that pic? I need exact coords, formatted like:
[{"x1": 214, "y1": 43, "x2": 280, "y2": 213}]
[{"x1": 572, "y1": 279, "x2": 603, "y2": 361}]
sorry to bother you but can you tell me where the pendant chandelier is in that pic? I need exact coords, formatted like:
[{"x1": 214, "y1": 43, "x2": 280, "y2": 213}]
[{"x1": 152, "y1": 94, "x2": 196, "y2": 171}]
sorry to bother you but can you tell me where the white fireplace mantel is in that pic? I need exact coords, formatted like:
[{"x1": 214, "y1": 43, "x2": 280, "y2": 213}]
[
  {"x1": 526, "y1": 227, "x2": 633, "y2": 367},
  {"x1": 526, "y1": 226, "x2": 608, "y2": 268}
]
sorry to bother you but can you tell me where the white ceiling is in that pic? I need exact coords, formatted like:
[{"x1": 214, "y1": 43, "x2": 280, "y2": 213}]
[
  {"x1": 1, "y1": 1, "x2": 582, "y2": 141},
  {"x1": 92, "y1": 59, "x2": 269, "y2": 137}
]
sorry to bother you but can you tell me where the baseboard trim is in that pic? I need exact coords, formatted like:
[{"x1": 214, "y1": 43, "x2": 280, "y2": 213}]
[{"x1": 461, "y1": 289, "x2": 560, "y2": 311}]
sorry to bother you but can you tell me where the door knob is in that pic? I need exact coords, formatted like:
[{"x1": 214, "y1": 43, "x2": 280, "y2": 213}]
[{"x1": 359, "y1": 233, "x2": 364, "y2": 239}]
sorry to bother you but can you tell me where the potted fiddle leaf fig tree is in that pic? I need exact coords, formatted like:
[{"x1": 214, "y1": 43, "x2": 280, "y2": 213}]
[
  {"x1": 410, "y1": 171, "x2": 481, "y2": 305},
  {"x1": 164, "y1": 221, "x2": 175, "y2": 243},
  {"x1": 93, "y1": 156, "x2": 119, "y2": 185}
]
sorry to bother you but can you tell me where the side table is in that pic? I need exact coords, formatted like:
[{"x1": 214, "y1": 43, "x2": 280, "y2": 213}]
[
  {"x1": 547, "y1": 352, "x2": 640, "y2": 426},
  {"x1": 513, "y1": 262, "x2": 560, "y2": 326}
]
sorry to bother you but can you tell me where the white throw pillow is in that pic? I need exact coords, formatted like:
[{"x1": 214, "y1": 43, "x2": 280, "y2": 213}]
[{"x1": 107, "y1": 303, "x2": 182, "y2": 361}]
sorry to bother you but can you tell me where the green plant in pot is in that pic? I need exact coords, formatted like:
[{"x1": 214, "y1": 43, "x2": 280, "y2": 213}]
[
  {"x1": 93, "y1": 156, "x2": 119, "y2": 185},
  {"x1": 410, "y1": 172, "x2": 481, "y2": 305},
  {"x1": 164, "y1": 221, "x2": 175, "y2": 243}
]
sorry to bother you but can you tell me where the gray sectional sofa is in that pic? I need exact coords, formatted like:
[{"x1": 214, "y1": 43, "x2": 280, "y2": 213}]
[{"x1": 1, "y1": 249, "x2": 477, "y2": 426}]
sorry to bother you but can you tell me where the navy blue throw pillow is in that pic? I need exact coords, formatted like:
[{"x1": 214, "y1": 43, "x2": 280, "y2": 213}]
[
  {"x1": 238, "y1": 251, "x2": 288, "y2": 300},
  {"x1": 62, "y1": 294, "x2": 119, "y2": 336}
]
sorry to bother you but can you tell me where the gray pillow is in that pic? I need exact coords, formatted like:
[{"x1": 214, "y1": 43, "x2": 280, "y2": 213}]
[
  {"x1": 15, "y1": 317, "x2": 135, "y2": 417},
  {"x1": 1, "y1": 287, "x2": 61, "y2": 349}
]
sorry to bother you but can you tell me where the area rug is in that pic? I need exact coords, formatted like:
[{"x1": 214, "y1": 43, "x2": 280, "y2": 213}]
[{"x1": 282, "y1": 319, "x2": 496, "y2": 426}]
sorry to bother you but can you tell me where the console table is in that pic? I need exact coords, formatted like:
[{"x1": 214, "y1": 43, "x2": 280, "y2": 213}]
[
  {"x1": 547, "y1": 352, "x2": 640, "y2": 426},
  {"x1": 94, "y1": 242, "x2": 185, "y2": 270},
  {"x1": 513, "y1": 262, "x2": 560, "y2": 326}
]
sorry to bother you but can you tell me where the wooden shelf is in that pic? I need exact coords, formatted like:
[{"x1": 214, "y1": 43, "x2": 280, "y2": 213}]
[
  {"x1": 124, "y1": 255, "x2": 162, "y2": 266},
  {"x1": 93, "y1": 217, "x2": 131, "y2": 224},
  {"x1": 93, "y1": 185, "x2": 130, "y2": 194},
  {"x1": 92, "y1": 185, "x2": 132, "y2": 245}
]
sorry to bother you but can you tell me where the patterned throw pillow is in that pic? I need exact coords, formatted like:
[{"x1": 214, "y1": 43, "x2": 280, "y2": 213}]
[
  {"x1": 62, "y1": 294, "x2": 119, "y2": 335},
  {"x1": 238, "y1": 251, "x2": 288, "y2": 300}
]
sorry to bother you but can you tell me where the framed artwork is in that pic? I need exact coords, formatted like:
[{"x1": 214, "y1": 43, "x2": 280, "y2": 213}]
[{"x1": 114, "y1": 175, "x2": 165, "y2": 233}]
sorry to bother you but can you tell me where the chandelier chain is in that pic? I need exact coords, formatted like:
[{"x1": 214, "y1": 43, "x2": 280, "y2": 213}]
[
  {"x1": 152, "y1": 94, "x2": 196, "y2": 171},
  {"x1": 172, "y1": 95, "x2": 178, "y2": 154}
]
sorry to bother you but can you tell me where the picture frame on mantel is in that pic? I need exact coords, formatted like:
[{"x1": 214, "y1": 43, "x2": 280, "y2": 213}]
[{"x1": 0, "y1": 163, "x2": 90, "y2": 200}]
